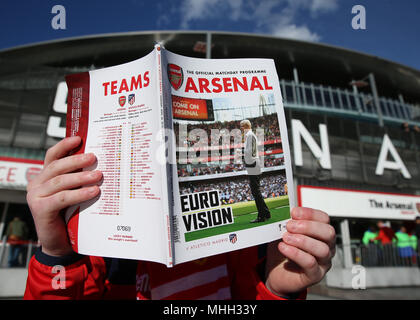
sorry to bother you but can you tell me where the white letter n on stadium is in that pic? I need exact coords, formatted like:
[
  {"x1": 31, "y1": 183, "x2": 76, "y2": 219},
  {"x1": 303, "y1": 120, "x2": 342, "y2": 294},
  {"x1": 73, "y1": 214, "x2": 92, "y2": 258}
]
[{"x1": 292, "y1": 119, "x2": 331, "y2": 169}]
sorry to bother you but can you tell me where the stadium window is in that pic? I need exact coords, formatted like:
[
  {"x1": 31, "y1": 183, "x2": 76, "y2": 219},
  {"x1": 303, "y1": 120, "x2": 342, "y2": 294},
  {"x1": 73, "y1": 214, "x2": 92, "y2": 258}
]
[
  {"x1": 331, "y1": 91, "x2": 340, "y2": 109},
  {"x1": 406, "y1": 157, "x2": 420, "y2": 188},
  {"x1": 340, "y1": 91, "x2": 351, "y2": 110},
  {"x1": 348, "y1": 94, "x2": 358, "y2": 111},
  {"x1": 330, "y1": 153, "x2": 348, "y2": 180},
  {"x1": 341, "y1": 119, "x2": 358, "y2": 141},
  {"x1": 284, "y1": 83, "x2": 294, "y2": 103},
  {"x1": 403, "y1": 105, "x2": 412, "y2": 120},
  {"x1": 400, "y1": 105, "x2": 410, "y2": 120},
  {"x1": 299, "y1": 84, "x2": 307, "y2": 105},
  {"x1": 386, "y1": 100, "x2": 397, "y2": 118},
  {"x1": 415, "y1": 128, "x2": 420, "y2": 148},
  {"x1": 394, "y1": 102, "x2": 405, "y2": 119},
  {"x1": 388, "y1": 100, "x2": 399, "y2": 118},
  {"x1": 13, "y1": 113, "x2": 47, "y2": 148},
  {"x1": 358, "y1": 120, "x2": 385, "y2": 145},
  {"x1": 344, "y1": 141, "x2": 364, "y2": 183},
  {"x1": 307, "y1": 113, "x2": 324, "y2": 134},
  {"x1": 304, "y1": 87, "x2": 314, "y2": 105},
  {"x1": 387, "y1": 101, "x2": 395, "y2": 117},
  {"x1": 363, "y1": 95, "x2": 374, "y2": 114},
  {"x1": 0, "y1": 111, "x2": 17, "y2": 145},
  {"x1": 314, "y1": 86, "x2": 324, "y2": 106},
  {"x1": 20, "y1": 87, "x2": 54, "y2": 115},
  {"x1": 291, "y1": 110, "x2": 308, "y2": 125},
  {"x1": 324, "y1": 88, "x2": 333, "y2": 108},
  {"x1": 326, "y1": 116, "x2": 342, "y2": 137},
  {"x1": 387, "y1": 125, "x2": 406, "y2": 146}
]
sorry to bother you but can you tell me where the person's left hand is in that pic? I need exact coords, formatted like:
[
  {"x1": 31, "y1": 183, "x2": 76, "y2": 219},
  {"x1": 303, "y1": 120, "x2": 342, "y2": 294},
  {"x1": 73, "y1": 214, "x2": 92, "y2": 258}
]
[{"x1": 264, "y1": 207, "x2": 336, "y2": 297}]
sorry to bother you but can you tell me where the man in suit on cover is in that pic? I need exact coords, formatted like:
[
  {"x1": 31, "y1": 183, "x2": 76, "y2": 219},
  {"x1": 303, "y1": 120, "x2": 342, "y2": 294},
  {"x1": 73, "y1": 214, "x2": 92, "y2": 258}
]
[{"x1": 240, "y1": 120, "x2": 271, "y2": 223}]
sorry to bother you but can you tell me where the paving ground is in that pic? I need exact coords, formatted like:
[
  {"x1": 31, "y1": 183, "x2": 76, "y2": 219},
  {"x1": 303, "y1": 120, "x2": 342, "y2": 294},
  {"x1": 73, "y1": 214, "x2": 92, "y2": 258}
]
[
  {"x1": 307, "y1": 283, "x2": 420, "y2": 300},
  {"x1": 3, "y1": 283, "x2": 420, "y2": 300}
]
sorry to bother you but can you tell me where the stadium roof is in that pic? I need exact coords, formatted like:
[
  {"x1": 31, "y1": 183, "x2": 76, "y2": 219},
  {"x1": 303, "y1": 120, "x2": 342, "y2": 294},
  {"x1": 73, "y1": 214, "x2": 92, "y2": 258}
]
[{"x1": 1, "y1": 31, "x2": 419, "y2": 104}]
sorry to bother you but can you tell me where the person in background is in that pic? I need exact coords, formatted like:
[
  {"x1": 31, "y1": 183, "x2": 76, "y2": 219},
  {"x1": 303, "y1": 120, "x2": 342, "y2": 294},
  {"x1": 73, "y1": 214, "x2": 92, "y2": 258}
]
[
  {"x1": 373, "y1": 221, "x2": 397, "y2": 266},
  {"x1": 363, "y1": 225, "x2": 378, "y2": 245},
  {"x1": 361, "y1": 225, "x2": 378, "y2": 266},
  {"x1": 6, "y1": 216, "x2": 29, "y2": 267},
  {"x1": 401, "y1": 122, "x2": 410, "y2": 133},
  {"x1": 373, "y1": 221, "x2": 396, "y2": 245},
  {"x1": 409, "y1": 231, "x2": 418, "y2": 266},
  {"x1": 394, "y1": 224, "x2": 415, "y2": 266},
  {"x1": 414, "y1": 216, "x2": 420, "y2": 267}
]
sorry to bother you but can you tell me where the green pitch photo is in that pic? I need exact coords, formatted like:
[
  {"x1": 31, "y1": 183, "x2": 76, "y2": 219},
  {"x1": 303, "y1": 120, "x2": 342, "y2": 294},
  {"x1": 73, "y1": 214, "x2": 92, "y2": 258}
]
[{"x1": 184, "y1": 195, "x2": 290, "y2": 242}]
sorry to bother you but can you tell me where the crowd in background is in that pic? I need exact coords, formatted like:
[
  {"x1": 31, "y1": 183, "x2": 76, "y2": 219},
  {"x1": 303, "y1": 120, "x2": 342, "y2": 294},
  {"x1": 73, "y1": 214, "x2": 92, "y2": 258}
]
[
  {"x1": 174, "y1": 113, "x2": 281, "y2": 148},
  {"x1": 361, "y1": 219, "x2": 420, "y2": 267},
  {"x1": 179, "y1": 173, "x2": 287, "y2": 204},
  {"x1": 177, "y1": 156, "x2": 284, "y2": 177}
]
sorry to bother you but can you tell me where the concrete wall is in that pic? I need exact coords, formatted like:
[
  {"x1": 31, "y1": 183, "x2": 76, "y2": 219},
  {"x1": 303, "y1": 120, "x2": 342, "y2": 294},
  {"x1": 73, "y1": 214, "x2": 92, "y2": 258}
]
[
  {"x1": 326, "y1": 266, "x2": 420, "y2": 289},
  {"x1": 0, "y1": 268, "x2": 27, "y2": 298}
]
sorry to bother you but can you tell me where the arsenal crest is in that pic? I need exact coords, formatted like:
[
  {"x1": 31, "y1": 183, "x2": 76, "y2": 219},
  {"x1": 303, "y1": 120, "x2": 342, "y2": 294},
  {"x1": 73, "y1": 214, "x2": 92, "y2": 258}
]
[
  {"x1": 229, "y1": 233, "x2": 237, "y2": 244},
  {"x1": 168, "y1": 63, "x2": 183, "y2": 90},
  {"x1": 128, "y1": 94, "x2": 135, "y2": 105},
  {"x1": 26, "y1": 167, "x2": 41, "y2": 183},
  {"x1": 119, "y1": 96, "x2": 126, "y2": 107}
]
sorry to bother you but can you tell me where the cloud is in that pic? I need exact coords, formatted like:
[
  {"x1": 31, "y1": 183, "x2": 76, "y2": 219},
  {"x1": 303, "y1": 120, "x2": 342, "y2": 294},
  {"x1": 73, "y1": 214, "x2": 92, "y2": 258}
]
[
  {"x1": 171, "y1": 0, "x2": 339, "y2": 42},
  {"x1": 310, "y1": 0, "x2": 338, "y2": 13},
  {"x1": 271, "y1": 24, "x2": 321, "y2": 42},
  {"x1": 179, "y1": 0, "x2": 247, "y2": 28}
]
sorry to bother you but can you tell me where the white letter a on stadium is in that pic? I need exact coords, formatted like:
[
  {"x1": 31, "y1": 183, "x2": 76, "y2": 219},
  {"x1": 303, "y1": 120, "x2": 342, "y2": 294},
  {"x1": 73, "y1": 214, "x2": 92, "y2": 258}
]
[{"x1": 375, "y1": 134, "x2": 411, "y2": 179}]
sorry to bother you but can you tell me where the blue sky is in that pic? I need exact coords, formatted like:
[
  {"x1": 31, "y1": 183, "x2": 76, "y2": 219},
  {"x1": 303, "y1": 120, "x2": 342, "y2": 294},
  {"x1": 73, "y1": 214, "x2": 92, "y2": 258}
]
[{"x1": 0, "y1": 0, "x2": 419, "y2": 70}]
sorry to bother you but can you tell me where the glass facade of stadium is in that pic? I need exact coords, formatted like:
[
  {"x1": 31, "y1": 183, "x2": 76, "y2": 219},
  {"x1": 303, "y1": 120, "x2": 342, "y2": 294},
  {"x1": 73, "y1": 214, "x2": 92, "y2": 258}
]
[{"x1": 0, "y1": 32, "x2": 419, "y2": 294}]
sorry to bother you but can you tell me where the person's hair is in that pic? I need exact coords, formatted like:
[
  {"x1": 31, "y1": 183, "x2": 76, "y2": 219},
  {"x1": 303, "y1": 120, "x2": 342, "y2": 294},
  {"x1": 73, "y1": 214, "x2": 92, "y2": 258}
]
[{"x1": 240, "y1": 119, "x2": 252, "y2": 129}]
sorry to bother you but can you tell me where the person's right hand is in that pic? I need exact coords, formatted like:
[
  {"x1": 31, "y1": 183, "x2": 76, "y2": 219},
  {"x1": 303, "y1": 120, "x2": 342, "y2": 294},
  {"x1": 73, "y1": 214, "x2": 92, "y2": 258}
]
[{"x1": 26, "y1": 136, "x2": 102, "y2": 257}]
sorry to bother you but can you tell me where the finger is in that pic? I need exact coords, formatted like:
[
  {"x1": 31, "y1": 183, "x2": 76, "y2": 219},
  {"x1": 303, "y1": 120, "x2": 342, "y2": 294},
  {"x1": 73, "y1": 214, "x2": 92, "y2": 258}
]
[
  {"x1": 37, "y1": 170, "x2": 103, "y2": 197},
  {"x1": 278, "y1": 241, "x2": 322, "y2": 281},
  {"x1": 283, "y1": 232, "x2": 332, "y2": 266},
  {"x1": 42, "y1": 186, "x2": 100, "y2": 213},
  {"x1": 44, "y1": 136, "x2": 82, "y2": 167},
  {"x1": 38, "y1": 153, "x2": 97, "y2": 185},
  {"x1": 291, "y1": 207, "x2": 330, "y2": 224},
  {"x1": 286, "y1": 219, "x2": 336, "y2": 245}
]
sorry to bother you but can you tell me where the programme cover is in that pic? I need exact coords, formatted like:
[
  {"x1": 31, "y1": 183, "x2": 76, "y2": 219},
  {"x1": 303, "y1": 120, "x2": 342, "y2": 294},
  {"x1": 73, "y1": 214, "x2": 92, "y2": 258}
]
[
  {"x1": 164, "y1": 50, "x2": 295, "y2": 264},
  {"x1": 64, "y1": 46, "x2": 294, "y2": 266}
]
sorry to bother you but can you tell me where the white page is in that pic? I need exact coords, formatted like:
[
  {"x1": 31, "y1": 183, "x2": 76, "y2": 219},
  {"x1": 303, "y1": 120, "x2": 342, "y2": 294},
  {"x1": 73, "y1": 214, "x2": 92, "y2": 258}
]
[
  {"x1": 65, "y1": 49, "x2": 169, "y2": 264},
  {"x1": 163, "y1": 50, "x2": 295, "y2": 265}
]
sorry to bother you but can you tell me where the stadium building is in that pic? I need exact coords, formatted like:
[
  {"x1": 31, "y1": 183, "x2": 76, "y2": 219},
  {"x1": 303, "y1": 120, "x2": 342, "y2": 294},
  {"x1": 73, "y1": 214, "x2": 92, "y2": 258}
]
[{"x1": 0, "y1": 31, "x2": 420, "y2": 297}]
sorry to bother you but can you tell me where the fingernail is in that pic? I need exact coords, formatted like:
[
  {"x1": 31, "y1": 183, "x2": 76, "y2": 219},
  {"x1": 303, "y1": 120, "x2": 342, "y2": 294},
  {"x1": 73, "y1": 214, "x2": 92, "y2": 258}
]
[
  {"x1": 88, "y1": 186, "x2": 98, "y2": 194},
  {"x1": 278, "y1": 241, "x2": 288, "y2": 251},
  {"x1": 83, "y1": 153, "x2": 95, "y2": 161},
  {"x1": 89, "y1": 170, "x2": 101, "y2": 178},
  {"x1": 287, "y1": 220, "x2": 297, "y2": 231}
]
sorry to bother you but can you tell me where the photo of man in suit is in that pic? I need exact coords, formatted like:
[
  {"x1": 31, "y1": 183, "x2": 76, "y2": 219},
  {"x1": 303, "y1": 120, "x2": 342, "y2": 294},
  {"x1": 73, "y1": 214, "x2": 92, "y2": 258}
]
[{"x1": 240, "y1": 119, "x2": 271, "y2": 223}]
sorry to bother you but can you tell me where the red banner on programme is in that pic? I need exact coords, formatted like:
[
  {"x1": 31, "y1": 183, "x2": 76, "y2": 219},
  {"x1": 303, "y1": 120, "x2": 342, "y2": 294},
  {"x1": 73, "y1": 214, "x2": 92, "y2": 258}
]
[{"x1": 172, "y1": 95, "x2": 214, "y2": 121}]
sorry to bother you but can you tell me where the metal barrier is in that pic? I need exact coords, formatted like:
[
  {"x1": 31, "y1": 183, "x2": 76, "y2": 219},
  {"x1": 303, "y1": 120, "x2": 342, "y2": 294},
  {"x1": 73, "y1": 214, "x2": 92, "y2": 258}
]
[
  {"x1": 0, "y1": 236, "x2": 39, "y2": 268},
  {"x1": 347, "y1": 242, "x2": 419, "y2": 268},
  {"x1": 280, "y1": 79, "x2": 420, "y2": 126}
]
